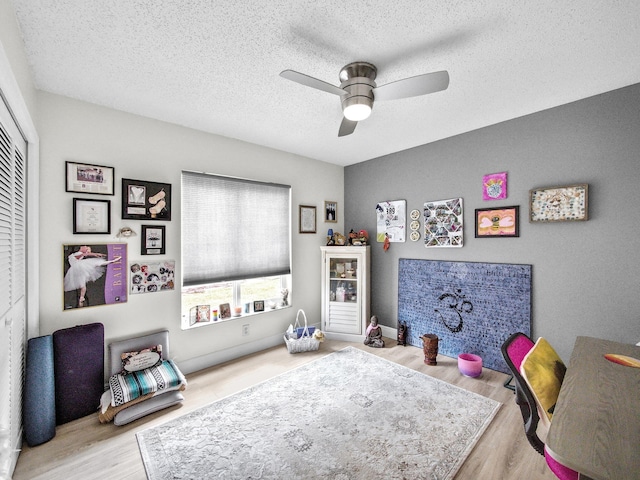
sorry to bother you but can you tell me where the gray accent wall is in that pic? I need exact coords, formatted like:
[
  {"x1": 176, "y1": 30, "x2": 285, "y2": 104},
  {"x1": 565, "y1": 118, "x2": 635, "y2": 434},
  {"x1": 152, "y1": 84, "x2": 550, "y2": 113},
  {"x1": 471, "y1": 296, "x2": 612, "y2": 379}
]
[{"x1": 345, "y1": 83, "x2": 640, "y2": 362}]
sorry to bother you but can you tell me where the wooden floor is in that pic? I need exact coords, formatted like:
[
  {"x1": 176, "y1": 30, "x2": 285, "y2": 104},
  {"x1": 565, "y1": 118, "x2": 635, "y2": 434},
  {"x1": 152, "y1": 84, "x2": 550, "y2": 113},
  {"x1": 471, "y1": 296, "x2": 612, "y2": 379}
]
[{"x1": 13, "y1": 339, "x2": 556, "y2": 480}]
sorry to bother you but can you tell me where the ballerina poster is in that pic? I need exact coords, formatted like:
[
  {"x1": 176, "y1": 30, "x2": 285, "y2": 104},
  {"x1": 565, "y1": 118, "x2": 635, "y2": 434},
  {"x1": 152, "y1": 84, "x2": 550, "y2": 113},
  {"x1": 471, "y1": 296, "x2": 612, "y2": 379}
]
[{"x1": 63, "y1": 243, "x2": 127, "y2": 310}]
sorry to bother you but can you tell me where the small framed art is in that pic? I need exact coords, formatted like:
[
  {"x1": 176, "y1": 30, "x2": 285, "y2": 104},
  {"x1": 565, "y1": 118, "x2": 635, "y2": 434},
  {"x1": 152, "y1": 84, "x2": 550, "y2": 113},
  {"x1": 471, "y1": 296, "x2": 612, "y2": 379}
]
[
  {"x1": 482, "y1": 172, "x2": 507, "y2": 200},
  {"x1": 529, "y1": 184, "x2": 588, "y2": 222},
  {"x1": 299, "y1": 205, "x2": 316, "y2": 233},
  {"x1": 219, "y1": 303, "x2": 231, "y2": 319},
  {"x1": 122, "y1": 178, "x2": 171, "y2": 221},
  {"x1": 253, "y1": 300, "x2": 265, "y2": 312},
  {"x1": 73, "y1": 198, "x2": 111, "y2": 234},
  {"x1": 65, "y1": 161, "x2": 114, "y2": 195},
  {"x1": 324, "y1": 201, "x2": 337, "y2": 223},
  {"x1": 141, "y1": 225, "x2": 166, "y2": 255},
  {"x1": 475, "y1": 206, "x2": 520, "y2": 238}
]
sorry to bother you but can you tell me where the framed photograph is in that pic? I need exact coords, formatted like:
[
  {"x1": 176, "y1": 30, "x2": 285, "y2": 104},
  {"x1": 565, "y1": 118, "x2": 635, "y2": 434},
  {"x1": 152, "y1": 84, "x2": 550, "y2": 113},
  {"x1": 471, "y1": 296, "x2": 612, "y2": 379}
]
[
  {"x1": 529, "y1": 184, "x2": 589, "y2": 222},
  {"x1": 73, "y1": 198, "x2": 111, "y2": 234},
  {"x1": 299, "y1": 205, "x2": 316, "y2": 233},
  {"x1": 65, "y1": 161, "x2": 114, "y2": 195},
  {"x1": 219, "y1": 303, "x2": 231, "y2": 319},
  {"x1": 141, "y1": 225, "x2": 166, "y2": 255},
  {"x1": 324, "y1": 201, "x2": 337, "y2": 223},
  {"x1": 189, "y1": 305, "x2": 211, "y2": 326},
  {"x1": 63, "y1": 243, "x2": 127, "y2": 310},
  {"x1": 482, "y1": 172, "x2": 507, "y2": 200},
  {"x1": 253, "y1": 300, "x2": 265, "y2": 312},
  {"x1": 475, "y1": 206, "x2": 520, "y2": 238},
  {"x1": 121, "y1": 178, "x2": 171, "y2": 221}
]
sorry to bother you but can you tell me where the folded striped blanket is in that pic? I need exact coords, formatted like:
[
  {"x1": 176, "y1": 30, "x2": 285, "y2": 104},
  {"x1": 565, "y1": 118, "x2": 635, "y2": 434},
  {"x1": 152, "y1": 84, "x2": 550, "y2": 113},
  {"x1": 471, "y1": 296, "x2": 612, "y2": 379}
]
[{"x1": 109, "y1": 359, "x2": 187, "y2": 407}]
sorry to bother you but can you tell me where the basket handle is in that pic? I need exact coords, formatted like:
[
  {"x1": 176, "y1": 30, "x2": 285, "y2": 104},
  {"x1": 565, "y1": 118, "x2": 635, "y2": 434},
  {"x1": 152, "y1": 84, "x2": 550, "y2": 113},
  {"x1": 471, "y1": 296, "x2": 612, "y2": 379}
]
[{"x1": 296, "y1": 309, "x2": 311, "y2": 336}]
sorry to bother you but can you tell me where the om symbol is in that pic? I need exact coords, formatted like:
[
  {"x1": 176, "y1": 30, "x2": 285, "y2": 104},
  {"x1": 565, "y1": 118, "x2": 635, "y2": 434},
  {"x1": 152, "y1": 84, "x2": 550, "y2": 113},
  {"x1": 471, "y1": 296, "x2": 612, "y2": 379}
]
[{"x1": 434, "y1": 289, "x2": 473, "y2": 333}]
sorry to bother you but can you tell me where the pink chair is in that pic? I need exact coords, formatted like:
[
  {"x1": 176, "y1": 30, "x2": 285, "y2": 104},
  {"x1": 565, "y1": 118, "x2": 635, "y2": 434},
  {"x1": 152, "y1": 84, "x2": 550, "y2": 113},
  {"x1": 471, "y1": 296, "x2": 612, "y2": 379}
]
[{"x1": 501, "y1": 333, "x2": 579, "y2": 480}]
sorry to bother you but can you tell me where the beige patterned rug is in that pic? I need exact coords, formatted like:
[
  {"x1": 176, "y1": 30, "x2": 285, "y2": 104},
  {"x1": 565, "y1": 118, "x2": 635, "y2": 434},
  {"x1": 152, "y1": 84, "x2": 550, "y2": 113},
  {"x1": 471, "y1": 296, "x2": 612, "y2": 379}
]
[{"x1": 137, "y1": 347, "x2": 500, "y2": 479}]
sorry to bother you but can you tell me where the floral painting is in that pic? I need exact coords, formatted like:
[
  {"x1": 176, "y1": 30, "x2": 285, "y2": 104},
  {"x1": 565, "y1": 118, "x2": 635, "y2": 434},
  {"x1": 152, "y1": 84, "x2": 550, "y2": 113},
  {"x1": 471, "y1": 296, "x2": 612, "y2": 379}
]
[{"x1": 482, "y1": 172, "x2": 507, "y2": 200}]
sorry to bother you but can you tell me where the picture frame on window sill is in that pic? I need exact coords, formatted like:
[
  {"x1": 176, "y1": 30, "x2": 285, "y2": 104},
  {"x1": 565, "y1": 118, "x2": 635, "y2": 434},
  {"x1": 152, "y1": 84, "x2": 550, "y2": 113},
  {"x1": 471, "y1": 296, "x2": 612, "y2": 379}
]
[
  {"x1": 253, "y1": 300, "x2": 265, "y2": 312},
  {"x1": 324, "y1": 201, "x2": 337, "y2": 223},
  {"x1": 529, "y1": 184, "x2": 588, "y2": 222},
  {"x1": 73, "y1": 198, "x2": 111, "y2": 234},
  {"x1": 141, "y1": 225, "x2": 166, "y2": 255},
  {"x1": 65, "y1": 161, "x2": 114, "y2": 195},
  {"x1": 475, "y1": 206, "x2": 520, "y2": 238},
  {"x1": 299, "y1": 205, "x2": 316, "y2": 234},
  {"x1": 121, "y1": 178, "x2": 172, "y2": 221}
]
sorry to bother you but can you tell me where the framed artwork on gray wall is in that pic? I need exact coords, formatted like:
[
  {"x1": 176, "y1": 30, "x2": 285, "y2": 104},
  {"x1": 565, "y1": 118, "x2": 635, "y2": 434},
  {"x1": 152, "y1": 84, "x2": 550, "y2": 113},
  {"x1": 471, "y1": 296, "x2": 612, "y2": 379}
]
[{"x1": 529, "y1": 184, "x2": 588, "y2": 222}]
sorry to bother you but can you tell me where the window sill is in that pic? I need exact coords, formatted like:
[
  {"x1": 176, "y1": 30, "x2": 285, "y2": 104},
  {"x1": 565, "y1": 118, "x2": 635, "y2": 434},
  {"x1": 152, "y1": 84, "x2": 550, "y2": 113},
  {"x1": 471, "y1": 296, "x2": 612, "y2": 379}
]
[{"x1": 181, "y1": 304, "x2": 292, "y2": 330}]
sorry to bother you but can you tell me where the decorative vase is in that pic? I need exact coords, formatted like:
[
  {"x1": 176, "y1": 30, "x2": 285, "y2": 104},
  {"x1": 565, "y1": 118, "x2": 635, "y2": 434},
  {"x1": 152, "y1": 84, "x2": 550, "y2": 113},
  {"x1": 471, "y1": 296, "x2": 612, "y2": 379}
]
[{"x1": 421, "y1": 334, "x2": 439, "y2": 365}]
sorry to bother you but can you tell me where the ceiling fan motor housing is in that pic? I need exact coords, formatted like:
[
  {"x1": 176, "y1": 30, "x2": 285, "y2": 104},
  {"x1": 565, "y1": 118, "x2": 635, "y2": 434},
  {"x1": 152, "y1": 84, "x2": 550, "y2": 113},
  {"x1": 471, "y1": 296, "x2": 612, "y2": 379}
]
[{"x1": 340, "y1": 62, "x2": 377, "y2": 120}]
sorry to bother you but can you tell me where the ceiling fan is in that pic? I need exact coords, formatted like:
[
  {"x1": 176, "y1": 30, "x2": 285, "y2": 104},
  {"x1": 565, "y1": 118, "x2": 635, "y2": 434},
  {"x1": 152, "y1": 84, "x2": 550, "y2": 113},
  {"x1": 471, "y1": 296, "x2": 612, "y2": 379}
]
[{"x1": 280, "y1": 62, "x2": 449, "y2": 137}]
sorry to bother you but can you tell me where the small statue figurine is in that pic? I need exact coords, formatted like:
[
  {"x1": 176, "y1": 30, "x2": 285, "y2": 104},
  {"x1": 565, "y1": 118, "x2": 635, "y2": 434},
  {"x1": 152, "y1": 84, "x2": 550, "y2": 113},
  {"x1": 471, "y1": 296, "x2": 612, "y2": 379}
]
[
  {"x1": 281, "y1": 288, "x2": 289, "y2": 307},
  {"x1": 364, "y1": 315, "x2": 385, "y2": 348},
  {"x1": 397, "y1": 322, "x2": 407, "y2": 346}
]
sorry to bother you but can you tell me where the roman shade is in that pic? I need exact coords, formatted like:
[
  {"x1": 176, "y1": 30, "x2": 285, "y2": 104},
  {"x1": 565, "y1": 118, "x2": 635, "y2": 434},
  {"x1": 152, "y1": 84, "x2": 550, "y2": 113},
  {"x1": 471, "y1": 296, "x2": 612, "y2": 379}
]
[{"x1": 182, "y1": 171, "x2": 291, "y2": 286}]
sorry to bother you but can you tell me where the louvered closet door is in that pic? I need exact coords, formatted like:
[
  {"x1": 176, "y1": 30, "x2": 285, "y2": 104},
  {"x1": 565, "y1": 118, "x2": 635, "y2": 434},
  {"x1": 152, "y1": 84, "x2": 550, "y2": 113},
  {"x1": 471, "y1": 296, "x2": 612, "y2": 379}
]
[{"x1": 0, "y1": 94, "x2": 27, "y2": 476}]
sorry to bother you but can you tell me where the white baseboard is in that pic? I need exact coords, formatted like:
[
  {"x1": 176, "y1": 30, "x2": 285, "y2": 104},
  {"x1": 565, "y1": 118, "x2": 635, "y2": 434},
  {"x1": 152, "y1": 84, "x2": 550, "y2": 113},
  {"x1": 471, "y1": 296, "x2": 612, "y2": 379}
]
[{"x1": 178, "y1": 323, "x2": 398, "y2": 375}]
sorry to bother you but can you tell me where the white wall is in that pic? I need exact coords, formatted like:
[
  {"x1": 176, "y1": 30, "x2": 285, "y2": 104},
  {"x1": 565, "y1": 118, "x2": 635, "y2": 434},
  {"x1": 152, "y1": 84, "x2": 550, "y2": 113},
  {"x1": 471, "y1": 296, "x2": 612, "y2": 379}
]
[{"x1": 36, "y1": 92, "x2": 343, "y2": 372}]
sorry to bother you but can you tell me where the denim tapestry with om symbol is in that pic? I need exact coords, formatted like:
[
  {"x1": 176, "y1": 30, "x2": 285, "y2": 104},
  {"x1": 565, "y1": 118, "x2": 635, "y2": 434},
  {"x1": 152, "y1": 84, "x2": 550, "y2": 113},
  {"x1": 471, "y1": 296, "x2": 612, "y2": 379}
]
[{"x1": 398, "y1": 259, "x2": 531, "y2": 373}]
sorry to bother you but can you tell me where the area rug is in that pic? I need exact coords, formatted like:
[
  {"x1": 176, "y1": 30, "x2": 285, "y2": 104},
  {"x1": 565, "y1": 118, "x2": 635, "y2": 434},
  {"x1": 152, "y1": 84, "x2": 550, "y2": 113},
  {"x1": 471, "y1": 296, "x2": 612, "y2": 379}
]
[{"x1": 137, "y1": 347, "x2": 501, "y2": 479}]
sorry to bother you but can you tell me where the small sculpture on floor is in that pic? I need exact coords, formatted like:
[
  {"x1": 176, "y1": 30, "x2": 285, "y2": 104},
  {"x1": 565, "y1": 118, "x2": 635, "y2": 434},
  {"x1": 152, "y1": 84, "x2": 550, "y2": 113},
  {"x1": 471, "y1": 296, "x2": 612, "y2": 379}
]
[
  {"x1": 364, "y1": 315, "x2": 385, "y2": 348},
  {"x1": 397, "y1": 322, "x2": 407, "y2": 346}
]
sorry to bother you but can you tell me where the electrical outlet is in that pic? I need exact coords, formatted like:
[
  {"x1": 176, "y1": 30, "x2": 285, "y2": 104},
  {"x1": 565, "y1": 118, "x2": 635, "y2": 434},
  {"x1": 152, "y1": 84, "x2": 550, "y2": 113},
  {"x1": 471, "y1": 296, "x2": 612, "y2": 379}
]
[{"x1": 242, "y1": 324, "x2": 250, "y2": 336}]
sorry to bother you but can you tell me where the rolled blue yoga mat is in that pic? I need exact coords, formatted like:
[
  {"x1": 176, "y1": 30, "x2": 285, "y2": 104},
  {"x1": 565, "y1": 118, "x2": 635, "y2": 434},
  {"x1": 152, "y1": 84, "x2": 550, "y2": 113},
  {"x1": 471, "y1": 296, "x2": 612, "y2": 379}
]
[{"x1": 23, "y1": 335, "x2": 56, "y2": 447}]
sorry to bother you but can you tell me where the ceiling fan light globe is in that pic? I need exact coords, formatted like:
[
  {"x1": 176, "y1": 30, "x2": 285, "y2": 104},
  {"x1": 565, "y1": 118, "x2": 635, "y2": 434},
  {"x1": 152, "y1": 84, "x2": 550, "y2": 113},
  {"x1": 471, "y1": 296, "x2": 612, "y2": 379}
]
[{"x1": 343, "y1": 103, "x2": 372, "y2": 121}]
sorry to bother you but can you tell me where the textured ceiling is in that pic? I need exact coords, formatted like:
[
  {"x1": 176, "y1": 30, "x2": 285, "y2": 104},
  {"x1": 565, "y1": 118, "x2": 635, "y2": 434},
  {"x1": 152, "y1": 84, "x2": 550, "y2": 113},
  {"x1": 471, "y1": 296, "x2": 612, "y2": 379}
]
[{"x1": 9, "y1": 1, "x2": 640, "y2": 166}]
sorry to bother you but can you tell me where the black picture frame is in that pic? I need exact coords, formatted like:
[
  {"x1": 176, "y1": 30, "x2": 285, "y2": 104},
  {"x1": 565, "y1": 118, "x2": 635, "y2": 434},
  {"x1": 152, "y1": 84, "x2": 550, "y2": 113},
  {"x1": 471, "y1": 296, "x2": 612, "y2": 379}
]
[
  {"x1": 121, "y1": 178, "x2": 171, "y2": 221},
  {"x1": 73, "y1": 198, "x2": 111, "y2": 234},
  {"x1": 253, "y1": 300, "x2": 265, "y2": 312},
  {"x1": 65, "y1": 161, "x2": 114, "y2": 195},
  {"x1": 141, "y1": 225, "x2": 166, "y2": 255},
  {"x1": 474, "y1": 206, "x2": 520, "y2": 238}
]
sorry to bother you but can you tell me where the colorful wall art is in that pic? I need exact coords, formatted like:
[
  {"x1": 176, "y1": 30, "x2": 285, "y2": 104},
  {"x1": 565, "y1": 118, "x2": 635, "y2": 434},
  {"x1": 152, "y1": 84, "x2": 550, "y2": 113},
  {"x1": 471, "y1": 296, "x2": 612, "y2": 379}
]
[
  {"x1": 423, "y1": 198, "x2": 463, "y2": 247},
  {"x1": 376, "y1": 200, "x2": 406, "y2": 242},
  {"x1": 475, "y1": 206, "x2": 520, "y2": 237},
  {"x1": 398, "y1": 259, "x2": 532, "y2": 373},
  {"x1": 63, "y1": 243, "x2": 127, "y2": 310},
  {"x1": 482, "y1": 172, "x2": 508, "y2": 200},
  {"x1": 130, "y1": 260, "x2": 175, "y2": 294},
  {"x1": 529, "y1": 184, "x2": 588, "y2": 222}
]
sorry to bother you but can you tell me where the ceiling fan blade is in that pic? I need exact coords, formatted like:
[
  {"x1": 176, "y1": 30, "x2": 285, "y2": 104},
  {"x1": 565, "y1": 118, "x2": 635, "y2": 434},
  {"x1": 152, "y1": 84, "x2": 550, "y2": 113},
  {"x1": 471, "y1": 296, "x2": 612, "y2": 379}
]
[
  {"x1": 280, "y1": 70, "x2": 346, "y2": 96},
  {"x1": 373, "y1": 70, "x2": 449, "y2": 102},
  {"x1": 338, "y1": 117, "x2": 357, "y2": 137}
]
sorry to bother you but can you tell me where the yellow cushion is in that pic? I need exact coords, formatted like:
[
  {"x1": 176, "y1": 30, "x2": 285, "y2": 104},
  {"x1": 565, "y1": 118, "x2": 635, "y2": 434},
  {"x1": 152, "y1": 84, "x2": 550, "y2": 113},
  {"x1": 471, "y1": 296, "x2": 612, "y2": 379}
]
[{"x1": 520, "y1": 337, "x2": 566, "y2": 431}]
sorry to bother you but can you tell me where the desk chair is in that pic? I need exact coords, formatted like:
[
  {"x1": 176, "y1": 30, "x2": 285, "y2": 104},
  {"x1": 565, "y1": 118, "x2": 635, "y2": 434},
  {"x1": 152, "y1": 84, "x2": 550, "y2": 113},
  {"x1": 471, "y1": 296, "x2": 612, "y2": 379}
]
[{"x1": 501, "y1": 332, "x2": 579, "y2": 480}]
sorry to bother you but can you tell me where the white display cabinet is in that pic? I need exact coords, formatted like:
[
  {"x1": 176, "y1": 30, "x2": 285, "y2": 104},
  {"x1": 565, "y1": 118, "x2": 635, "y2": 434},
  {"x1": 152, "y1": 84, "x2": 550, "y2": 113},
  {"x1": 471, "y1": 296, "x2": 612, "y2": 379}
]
[{"x1": 320, "y1": 246, "x2": 370, "y2": 341}]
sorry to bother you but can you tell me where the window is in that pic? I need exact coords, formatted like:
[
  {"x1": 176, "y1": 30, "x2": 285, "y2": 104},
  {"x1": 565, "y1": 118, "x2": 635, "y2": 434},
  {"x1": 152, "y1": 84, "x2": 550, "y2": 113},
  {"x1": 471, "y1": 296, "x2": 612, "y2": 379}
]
[{"x1": 181, "y1": 171, "x2": 291, "y2": 328}]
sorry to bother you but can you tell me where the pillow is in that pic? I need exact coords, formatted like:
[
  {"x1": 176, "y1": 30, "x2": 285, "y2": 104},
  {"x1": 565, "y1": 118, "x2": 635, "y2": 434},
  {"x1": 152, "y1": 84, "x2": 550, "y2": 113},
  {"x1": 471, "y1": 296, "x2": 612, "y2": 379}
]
[
  {"x1": 120, "y1": 345, "x2": 162, "y2": 374},
  {"x1": 520, "y1": 337, "x2": 566, "y2": 432}
]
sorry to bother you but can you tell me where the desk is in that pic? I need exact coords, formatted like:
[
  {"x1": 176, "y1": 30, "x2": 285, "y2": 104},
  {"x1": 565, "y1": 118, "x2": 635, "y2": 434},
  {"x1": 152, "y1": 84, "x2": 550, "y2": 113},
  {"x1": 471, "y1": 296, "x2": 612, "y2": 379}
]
[{"x1": 546, "y1": 336, "x2": 640, "y2": 480}]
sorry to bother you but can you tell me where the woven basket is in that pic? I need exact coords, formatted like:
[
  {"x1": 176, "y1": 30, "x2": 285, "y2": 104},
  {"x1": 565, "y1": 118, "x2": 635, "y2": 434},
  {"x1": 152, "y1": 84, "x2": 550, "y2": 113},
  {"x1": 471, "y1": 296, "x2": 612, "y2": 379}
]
[{"x1": 284, "y1": 309, "x2": 320, "y2": 354}]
